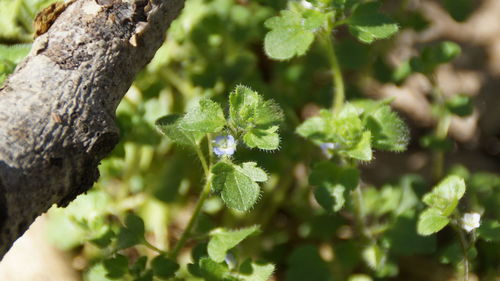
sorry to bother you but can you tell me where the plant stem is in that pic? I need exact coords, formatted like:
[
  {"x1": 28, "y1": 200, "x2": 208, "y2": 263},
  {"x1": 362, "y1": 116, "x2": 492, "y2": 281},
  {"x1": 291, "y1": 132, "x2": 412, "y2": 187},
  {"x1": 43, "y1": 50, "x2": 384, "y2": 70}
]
[
  {"x1": 170, "y1": 146, "x2": 212, "y2": 259},
  {"x1": 142, "y1": 238, "x2": 168, "y2": 255},
  {"x1": 353, "y1": 185, "x2": 370, "y2": 241},
  {"x1": 322, "y1": 30, "x2": 345, "y2": 113},
  {"x1": 452, "y1": 215, "x2": 470, "y2": 281},
  {"x1": 429, "y1": 76, "x2": 451, "y2": 181}
]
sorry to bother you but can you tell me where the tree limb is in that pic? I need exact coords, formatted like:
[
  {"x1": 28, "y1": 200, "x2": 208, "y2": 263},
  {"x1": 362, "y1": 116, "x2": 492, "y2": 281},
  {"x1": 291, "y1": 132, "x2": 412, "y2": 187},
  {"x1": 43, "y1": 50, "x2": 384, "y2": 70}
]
[{"x1": 0, "y1": 0, "x2": 185, "y2": 260}]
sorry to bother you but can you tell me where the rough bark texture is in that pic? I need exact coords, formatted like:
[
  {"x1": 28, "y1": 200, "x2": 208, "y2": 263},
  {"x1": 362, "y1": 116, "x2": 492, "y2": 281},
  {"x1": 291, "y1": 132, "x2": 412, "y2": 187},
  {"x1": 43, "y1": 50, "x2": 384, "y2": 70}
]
[{"x1": 0, "y1": 0, "x2": 184, "y2": 260}]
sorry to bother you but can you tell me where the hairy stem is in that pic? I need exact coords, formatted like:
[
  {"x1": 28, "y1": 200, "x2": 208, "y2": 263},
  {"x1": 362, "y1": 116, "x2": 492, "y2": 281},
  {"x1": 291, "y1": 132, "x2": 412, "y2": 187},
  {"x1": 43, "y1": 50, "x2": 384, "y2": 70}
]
[
  {"x1": 170, "y1": 145, "x2": 211, "y2": 258},
  {"x1": 322, "y1": 30, "x2": 345, "y2": 113}
]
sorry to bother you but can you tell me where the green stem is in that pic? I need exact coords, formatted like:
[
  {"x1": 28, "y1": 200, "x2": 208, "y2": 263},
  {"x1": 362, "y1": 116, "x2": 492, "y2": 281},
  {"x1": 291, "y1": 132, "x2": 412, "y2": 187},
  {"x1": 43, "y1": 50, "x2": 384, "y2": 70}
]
[
  {"x1": 142, "y1": 238, "x2": 168, "y2": 255},
  {"x1": 452, "y1": 215, "x2": 470, "y2": 281},
  {"x1": 353, "y1": 185, "x2": 370, "y2": 241},
  {"x1": 170, "y1": 146, "x2": 212, "y2": 259},
  {"x1": 429, "y1": 76, "x2": 451, "y2": 181},
  {"x1": 321, "y1": 30, "x2": 345, "y2": 113}
]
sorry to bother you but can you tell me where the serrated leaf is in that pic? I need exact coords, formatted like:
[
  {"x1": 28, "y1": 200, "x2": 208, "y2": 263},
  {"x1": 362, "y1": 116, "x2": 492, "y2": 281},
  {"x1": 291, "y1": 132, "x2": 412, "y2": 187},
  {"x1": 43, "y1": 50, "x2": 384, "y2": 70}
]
[
  {"x1": 310, "y1": 161, "x2": 359, "y2": 212},
  {"x1": 208, "y1": 225, "x2": 260, "y2": 262},
  {"x1": 229, "y1": 85, "x2": 283, "y2": 150},
  {"x1": 422, "y1": 175, "x2": 466, "y2": 216},
  {"x1": 365, "y1": 105, "x2": 409, "y2": 152},
  {"x1": 151, "y1": 255, "x2": 179, "y2": 279},
  {"x1": 417, "y1": 208, "x2": 450, "y2": 236},
  {"x1": 103, "y1": 254, "x2": 129, "y2": 279},
  {"x1": 211, "y1": 162, "x2": 261, "y2": 211},
  {"x1": 155, "y1": 115, "x2": 204, "y2": 147},
  {"x1": 348, "y1": 2, "x2": 399, "y2": 44},
  {"x1": 180, "y1": 99, "x2": 226, "y2": 133},
  {"x1": 239, "y1": 258, "x2": 275, "y2": 281},
  {"x1": 264, "y1": 9, "x2": 322, "y2": 60},
  {"x1": 243, "y1": 127, "x2": 280, "y2": 150}
]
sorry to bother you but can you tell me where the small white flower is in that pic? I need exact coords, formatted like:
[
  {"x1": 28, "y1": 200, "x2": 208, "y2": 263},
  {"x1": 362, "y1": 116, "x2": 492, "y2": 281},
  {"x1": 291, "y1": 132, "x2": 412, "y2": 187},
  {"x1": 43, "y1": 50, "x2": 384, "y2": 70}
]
[
  {"x1": 461, "y1": 212, "x2": 481, "y2": 232},
  {"x1": 213, "y1": 135, "x2": 237, "y2": 157}
]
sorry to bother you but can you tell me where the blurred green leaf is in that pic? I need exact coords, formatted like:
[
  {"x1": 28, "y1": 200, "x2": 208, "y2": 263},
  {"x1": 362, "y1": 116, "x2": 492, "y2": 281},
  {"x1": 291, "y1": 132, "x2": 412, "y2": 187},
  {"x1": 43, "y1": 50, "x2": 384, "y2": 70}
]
[
  {"x1": 151, "y1": 255, "x2": 179, "y2": 279},
  {"x1": 103, "y1": 254, "x2": 129, "y2": 279},
  {"x1": 239, "y1": 258, "x2": 275, "y2": 281},
  {"x1": 445, "y1": 95, "x2": 473, "y2": 117},
  {"x1": 208, "y1": 225, "x2": 260, "y2": 262},
  {"x1": 117, "y1": 213, "x2": 145, "y2": 249},
  {"x1": 422, "y1": 175, "x2": 466, "y2": 216},
  {"x1": 417, "y1": 208, "x2": 450, "y2": 236},
  {"x1": 309, "y1": 161, "x2": 359, "y2": 212},
  {"x1": 347, "y1": 2, "x2": 399, "y2": 44},
  {"x1": 477, "y1": 220, "x2": 500, "y2": 242}
]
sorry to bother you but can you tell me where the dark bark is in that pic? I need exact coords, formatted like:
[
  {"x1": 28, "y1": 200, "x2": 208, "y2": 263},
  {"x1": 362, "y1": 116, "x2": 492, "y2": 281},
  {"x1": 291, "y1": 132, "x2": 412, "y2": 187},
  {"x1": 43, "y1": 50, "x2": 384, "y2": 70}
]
[{"x1": 0, "y1": 0, "x2": 184, "y2": 260}]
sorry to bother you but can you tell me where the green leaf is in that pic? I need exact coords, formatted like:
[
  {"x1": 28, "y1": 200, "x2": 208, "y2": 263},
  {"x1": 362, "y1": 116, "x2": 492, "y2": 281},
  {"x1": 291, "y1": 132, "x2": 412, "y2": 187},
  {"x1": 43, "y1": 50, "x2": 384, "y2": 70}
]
[
  {"x1": 347, "y1": 2, "x2": 399, "y2": 44},
  {"x1": 117, "y1": 213, "x2": 145, "y2": 249},
  {"x1": 211, "y1": 161, "x2": 262, "y2": 211},
  {"x1": 151, "y1": 255, "x2": 179, "y2": 279},
  {"x1": 180, "y1": 99, "x2": 226, "y2": 133},
  {"x1": 239, "y1": 258, "x2": 275, "y2": 281},
  {"x1": 417, "y1": 208, "x2": 450, "y2": 236},
  {"x1": 243, "y1": 127, "x2": 280, "y2": 150},
  {"x1": 229, "y1": 85, "x2": 283, "y2": 150},
  {"x1": 477, "y1": 220, "x2": 500, "y2": 242},
  {"x1": 207, "y1": 225, "x2": 260, "y2": 263},
  {"x1": 345, "y1": 130, "x2": 372, "y2": 161},
  {"x1": 264, "y1": 9, "x2": 325, "y2": 60},
  {"x1": 422, "y1": 175, "x2": 466, "y2": 216},
  {"x1": 0, "y1": 43, "x2": 31, "y2": 63},
  {"x1": 240, "y1": 162, "x2": 268, "y2": 182},
  {"x1": 411, "y1": 41, "x2": 461, "y2": 74},
  {"x1": 155, "y1": 114, "x2": 204, "y2": 147},
  {"x1": 362, "y1": 244, "x2": 384, "y2": 270},
  {"x1": 445, "y1": 95, "x2": 473, "y2": 117},
  {"x1": 365, "y1": 105, "x2": 409, "y2": 152},
  {"x1": 130, "y1": 256, "x2": 148, "y2": 277},
  {"x1": 420, "y1": 134, "x2": 454, "y2": 152},
  {"x1": 198, "y1": 257, "x2": 231, "y2": 281},
  {"x1": 309, "y1": 161, "x2": 359, "y2": 212},
  {"x1": 103, "y1": 254, "x2": 129, "y2": 279},
  {"x1": 384, "y1": 213, "x2": 436, "y2": 255}
]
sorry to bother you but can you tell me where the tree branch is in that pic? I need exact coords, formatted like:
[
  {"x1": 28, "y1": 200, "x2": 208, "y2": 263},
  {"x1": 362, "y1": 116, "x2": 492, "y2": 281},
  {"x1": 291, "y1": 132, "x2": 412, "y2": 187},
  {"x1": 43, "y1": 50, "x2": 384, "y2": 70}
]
[{"x1": 0, "y1": 0, "x2": 184, "y2": 260}]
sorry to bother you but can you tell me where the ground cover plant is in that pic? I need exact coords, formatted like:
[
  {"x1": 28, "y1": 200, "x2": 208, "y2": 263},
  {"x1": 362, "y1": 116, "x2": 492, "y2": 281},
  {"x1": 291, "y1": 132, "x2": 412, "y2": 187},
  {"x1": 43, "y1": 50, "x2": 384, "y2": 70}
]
[{"x1": 0, "y1": 0, "x2": 499, "y2": 280}]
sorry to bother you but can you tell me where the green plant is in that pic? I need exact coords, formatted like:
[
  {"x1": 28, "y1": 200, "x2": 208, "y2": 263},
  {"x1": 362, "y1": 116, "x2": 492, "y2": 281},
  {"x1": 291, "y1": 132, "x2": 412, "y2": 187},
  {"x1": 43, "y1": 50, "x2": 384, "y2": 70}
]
[{"x1": 1, "y1": 0, "x2": 499, "y2": 280}]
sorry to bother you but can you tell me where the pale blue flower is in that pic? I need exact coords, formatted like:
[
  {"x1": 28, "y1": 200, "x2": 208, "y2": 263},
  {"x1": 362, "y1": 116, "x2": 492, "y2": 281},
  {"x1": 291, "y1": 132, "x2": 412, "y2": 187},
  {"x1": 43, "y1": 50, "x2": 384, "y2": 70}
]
[
  {"x1": 213, "y1": 135, "x2": 236, "y2": 157},
  {"x1": 320, "y1": 142, "x2": 339, "y2": 158}
]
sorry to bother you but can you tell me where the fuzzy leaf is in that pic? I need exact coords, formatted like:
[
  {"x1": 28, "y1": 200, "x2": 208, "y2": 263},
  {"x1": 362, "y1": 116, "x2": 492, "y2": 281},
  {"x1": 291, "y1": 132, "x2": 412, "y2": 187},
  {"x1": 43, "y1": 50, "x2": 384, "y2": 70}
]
[
  {"x1": 365, "y1": 105, "x2": 409, "y2": 152},
  {"x1": 198, "y1": 258, "x2": 231, "y2": 281},
  {"x1": 208, "y1": 226, "x2": 260, "y2": 263},
  {"x1": 211, "y1": 162, "x2": 262, "y2": 211},
  {"x1": 264, "y1": 9, "x2": 324, "y2": 60},
  {"x1": 180, "y1": 99, "x2": 226, "y2": 133},
  {"x1": 229, "y1": 86, "x2": 283, "y2": 150},
  {"x1": 155, "y1": 115, "x2": 204, "y2": 147},
  {"x1": 345, "y1": 131, "x2": 372, "y2": 161}
]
